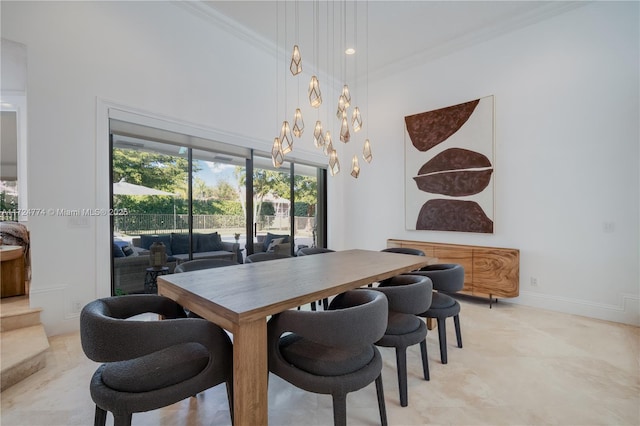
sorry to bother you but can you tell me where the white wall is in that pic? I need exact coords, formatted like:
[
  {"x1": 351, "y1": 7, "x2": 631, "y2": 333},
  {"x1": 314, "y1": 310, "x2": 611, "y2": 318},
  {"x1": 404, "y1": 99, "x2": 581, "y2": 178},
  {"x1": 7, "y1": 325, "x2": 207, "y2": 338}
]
[
  {"x1": 342, "y1": 2, "x2": 639, "y2": 325},
  {"x1": 1, "y1": 1, "x2": 637, "y2": 334},
  {"x1": 0, "y1": 1, "x2": 332, "y2": 335}
]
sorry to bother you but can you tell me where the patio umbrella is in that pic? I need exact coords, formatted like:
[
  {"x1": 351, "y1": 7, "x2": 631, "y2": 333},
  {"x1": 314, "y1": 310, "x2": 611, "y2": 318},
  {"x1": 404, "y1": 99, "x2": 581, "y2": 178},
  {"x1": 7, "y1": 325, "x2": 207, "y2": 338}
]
[
  {"x1": 113, "y1": 179, "x2": 178, "y2": 230},
  {"x1": 112, "y1": 179, "x2": 175, "y2": 196}
]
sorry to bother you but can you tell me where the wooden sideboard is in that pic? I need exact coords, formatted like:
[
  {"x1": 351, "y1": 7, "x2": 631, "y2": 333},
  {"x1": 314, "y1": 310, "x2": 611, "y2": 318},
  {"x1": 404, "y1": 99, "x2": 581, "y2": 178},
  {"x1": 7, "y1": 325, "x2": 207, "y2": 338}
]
[{"x1": 387, "y1": 239, "x2": 520, "y2": 301}]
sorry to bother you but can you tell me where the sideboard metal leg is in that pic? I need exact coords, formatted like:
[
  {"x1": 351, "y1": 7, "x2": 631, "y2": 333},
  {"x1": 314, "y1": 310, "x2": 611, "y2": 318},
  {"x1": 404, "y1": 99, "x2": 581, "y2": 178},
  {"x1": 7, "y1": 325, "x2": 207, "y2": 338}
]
[{"x1": 489, "y1": 294, "x2": 498, "y2": 309}]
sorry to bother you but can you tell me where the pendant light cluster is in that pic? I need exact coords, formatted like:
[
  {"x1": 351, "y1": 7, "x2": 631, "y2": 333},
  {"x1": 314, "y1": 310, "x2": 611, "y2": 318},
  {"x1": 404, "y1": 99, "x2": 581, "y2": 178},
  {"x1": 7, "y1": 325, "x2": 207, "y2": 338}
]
[{"x1": 271, "y1": 0, "x2": 373, "y2": 179}]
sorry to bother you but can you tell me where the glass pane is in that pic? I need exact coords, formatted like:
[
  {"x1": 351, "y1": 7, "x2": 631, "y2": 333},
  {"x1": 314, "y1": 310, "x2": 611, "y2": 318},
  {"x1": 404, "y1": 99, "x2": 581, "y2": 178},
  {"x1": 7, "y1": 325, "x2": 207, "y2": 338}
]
[
  {"x1": 0, "y1": 180, "x2": 19, "y2": 221},
  {"x1": 192, "y1": 149, "x2": 246, "y2": 263},
  {"x1": 293, "y1": 164, "x2": 318, "y2": 252},
  {"x1": 111, "y1": 137, "x2": 188, "y2": 295},
  {"x1": 252, "y1": 156, "x2": 291, "y2": 256}
]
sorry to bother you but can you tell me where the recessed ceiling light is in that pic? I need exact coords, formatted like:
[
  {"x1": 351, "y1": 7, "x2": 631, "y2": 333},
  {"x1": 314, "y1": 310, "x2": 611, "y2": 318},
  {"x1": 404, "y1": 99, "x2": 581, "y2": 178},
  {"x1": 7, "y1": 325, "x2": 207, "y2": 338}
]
[{"x1": 345, "y1": 48, "x2": 356, "y2": 55}]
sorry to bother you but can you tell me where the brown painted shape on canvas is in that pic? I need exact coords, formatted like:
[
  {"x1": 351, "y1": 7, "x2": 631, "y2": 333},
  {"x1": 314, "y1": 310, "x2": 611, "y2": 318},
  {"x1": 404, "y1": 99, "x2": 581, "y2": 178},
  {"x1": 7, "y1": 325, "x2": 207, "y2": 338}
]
[
  {"x1": 405, "y1": 99, "x2": 480, "y2": 152},
  {"x1": 417, "y1": 148, "x2": 491, "y2": 174},
  {"x1": 416, "y1": 199, "x2": 493, "y2": 233},
  {"x1": 413, "y1": 169, "x2": 493, "y2": 197},
  {"x1": 414, "y1": 148, "x2": 493, "y2": 196}
]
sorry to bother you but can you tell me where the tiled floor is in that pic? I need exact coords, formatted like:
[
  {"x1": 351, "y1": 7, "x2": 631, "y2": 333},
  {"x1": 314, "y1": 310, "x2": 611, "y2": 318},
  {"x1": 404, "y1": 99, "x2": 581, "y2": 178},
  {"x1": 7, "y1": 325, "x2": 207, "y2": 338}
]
[{"x1": 1, "y1": 297, "x2": 638, "y2": 426}]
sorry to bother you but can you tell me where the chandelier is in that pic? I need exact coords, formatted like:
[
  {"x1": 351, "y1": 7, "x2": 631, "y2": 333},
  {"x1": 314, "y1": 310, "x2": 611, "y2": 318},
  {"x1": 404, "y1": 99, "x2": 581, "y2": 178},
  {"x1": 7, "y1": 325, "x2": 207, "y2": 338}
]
[{"x1": 271, "y1": 0, "x2": 373, "y2": 178}]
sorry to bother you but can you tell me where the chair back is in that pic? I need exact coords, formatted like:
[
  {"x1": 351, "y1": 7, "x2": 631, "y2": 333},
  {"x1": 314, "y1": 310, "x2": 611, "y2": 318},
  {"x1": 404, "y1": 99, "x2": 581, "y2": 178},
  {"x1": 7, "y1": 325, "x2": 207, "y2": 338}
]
[
  {"x1": 381, "y1": 247, "x2": 426, "y2": 256},
  {"x1": 245, "y1": 252, "x2": 291, "y2": 263},
  {"x1": 416, "y1": 263, "x2": 465, "y2": 293},
  {"x1": 174, "y1": 258, "x2": 236, "y2": 272},
  {"x1": 377, "y1": 274, "x2": 433, "y2": 315},
  {"x1": 269, "y1": 289, "x2": 388, "y2": 349},
  {"x1": 81, "y1": 294, "x2": 233, "y2": 361},
  {"x1": 297, "y1": 247, "x2": 335, "y2": 256}
]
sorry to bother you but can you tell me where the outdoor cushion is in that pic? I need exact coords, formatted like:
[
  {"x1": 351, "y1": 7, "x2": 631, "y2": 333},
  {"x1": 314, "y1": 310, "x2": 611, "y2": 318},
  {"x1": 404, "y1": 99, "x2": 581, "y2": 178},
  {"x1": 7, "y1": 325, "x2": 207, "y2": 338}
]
[
  {"x1": 140, "y1": 234, "x2": 173, "y2": 256},
  {"x1": 266, "y1": 237, "x2": 284, "y2": 252},
  {"x1": 262, "y1": 233, "x2": 289, "y2": 252},
  {"x1": 101, "y1": 342, "x2": 209, "y2": 393},
  {"x1": 170, "y1": 233, "x2": 191, "y2": 255},
  {"x1": 196, "y1": 232, "x2": 224, "y2": 252},
  {"x1": 121, "y1": 245, "x2": 135, "y2": 257},
  {"x1": 113, "y1": 243, "x2": 126, "y2": 258}
]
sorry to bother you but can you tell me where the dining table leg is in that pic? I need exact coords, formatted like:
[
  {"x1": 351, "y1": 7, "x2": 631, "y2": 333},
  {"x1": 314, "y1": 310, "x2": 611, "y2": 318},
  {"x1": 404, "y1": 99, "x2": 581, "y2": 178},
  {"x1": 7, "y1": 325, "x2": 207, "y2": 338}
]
[{"x1": 233, "y1": 318, "x2": 268, "y2": 425}]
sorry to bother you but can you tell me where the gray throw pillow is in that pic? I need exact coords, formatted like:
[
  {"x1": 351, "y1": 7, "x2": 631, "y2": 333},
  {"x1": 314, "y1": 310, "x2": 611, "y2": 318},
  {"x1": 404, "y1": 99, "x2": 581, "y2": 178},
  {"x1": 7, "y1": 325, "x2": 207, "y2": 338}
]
[
  {"x1": 266, "y1": 237, "x2": 284, "y2": 252},
  {"x1": 196, "y1": 232, "x2": 224, "y2": 252},
  {"x1": 262, "y1": 233, "x2": 289, "y2": 252}
]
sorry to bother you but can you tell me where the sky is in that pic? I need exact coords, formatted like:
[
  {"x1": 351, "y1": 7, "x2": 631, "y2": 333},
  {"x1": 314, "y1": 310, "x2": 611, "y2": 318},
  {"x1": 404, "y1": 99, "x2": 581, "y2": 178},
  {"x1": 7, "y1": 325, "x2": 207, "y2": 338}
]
[{"x1": 194, "y1": 161, "x2": 238, "y2": 188}]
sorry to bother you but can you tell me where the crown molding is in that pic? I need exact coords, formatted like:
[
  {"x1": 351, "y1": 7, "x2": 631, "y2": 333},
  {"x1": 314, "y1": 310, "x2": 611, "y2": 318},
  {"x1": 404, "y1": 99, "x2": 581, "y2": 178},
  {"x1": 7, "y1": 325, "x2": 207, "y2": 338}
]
[
  {"x1": 176, "y1": 1, "x2": 587, "y2": 85},
  {"x1": 368, "y1": 1, "x2": 588, "y2": 82}
]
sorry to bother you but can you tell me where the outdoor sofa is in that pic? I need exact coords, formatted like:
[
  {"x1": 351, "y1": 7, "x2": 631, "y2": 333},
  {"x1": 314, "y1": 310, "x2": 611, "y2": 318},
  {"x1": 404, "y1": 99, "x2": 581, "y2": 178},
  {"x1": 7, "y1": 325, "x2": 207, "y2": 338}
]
[{"x1": 113, "y1": 232, "x2": 239, "y2": 294}]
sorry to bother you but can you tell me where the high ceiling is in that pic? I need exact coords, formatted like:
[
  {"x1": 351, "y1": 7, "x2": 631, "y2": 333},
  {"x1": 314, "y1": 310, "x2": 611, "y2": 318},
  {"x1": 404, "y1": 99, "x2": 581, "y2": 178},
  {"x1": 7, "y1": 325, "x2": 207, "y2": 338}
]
[{"x1": 187, "y1": 1, "x2": 584, "y2": 81}]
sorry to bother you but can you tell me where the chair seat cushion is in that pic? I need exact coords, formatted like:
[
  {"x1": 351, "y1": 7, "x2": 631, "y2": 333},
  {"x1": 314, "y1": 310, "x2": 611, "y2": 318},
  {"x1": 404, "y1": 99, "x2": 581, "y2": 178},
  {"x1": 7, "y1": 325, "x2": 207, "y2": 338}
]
[
  {"x1": 279, "y1": 334, "x2": 375, "y2": 376},
  {"x1": 385, "y1": 312, "x2": 423, "y2": 335},
  {"x1": 101, "y1": 342, "x2": 209, "y2": 393},
  {"x1": 421, "y1": 292, "x2": 461, "y2": 319},
  {"x1": 430, "y1": 292, "x2": 457, "y2": 309}
]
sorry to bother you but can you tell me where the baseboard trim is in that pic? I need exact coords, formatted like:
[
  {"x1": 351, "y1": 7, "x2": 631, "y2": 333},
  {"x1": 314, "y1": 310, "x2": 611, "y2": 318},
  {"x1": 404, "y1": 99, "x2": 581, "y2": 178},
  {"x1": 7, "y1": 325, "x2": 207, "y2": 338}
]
[{"x1": 503, "y1": 291, "x2": 640, "y2": 326}]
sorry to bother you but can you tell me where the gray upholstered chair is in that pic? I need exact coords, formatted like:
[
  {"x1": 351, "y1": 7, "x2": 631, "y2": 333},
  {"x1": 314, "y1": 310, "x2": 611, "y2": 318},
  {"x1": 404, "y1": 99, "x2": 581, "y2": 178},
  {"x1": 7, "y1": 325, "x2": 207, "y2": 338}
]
[
  {"x1": 80, "y1": 295, "x2": 233, "y2": 426},
  {"x1": 267, "y1": 289, "x2": 389, "y2": 426},
  {"x1": 297, "y1": 247, "x2": 336, "y2": 256},
  {"x1": 412, "y1": 264, "x2": 465, "y2": 364},
  {"x1": 245, "y1": 252, "x2": 291, "y2": 263},
  {"x1": 373, "y1": 274, "x2": 433, "y2": 407},
  {"x1": 296, "y1": 247, "x2": 335, "y2": 309},
  {"x1": 381, "y1": 247, "x2": 426, "y2": 257},
  {"x1": 174, "y1": 258, "x2": 237, "y2": 273}
]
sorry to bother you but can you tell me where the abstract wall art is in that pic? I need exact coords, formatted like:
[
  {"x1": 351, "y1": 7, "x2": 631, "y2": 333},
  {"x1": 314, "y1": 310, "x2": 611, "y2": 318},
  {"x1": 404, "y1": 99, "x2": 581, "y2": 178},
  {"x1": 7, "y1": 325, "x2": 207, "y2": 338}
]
[{"x1": 405, "y1": 95, "x2": 495, "y2": 233}]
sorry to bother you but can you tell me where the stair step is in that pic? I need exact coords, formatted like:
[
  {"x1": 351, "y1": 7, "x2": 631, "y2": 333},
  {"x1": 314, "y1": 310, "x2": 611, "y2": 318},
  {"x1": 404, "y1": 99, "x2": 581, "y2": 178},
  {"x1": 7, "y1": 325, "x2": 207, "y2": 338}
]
[
  {"x1": 1, "y1": 324, "x2": 50, "y2": 391},
  {"x1": 0, "y1": 307, "x2": 43, "y2": 332}
]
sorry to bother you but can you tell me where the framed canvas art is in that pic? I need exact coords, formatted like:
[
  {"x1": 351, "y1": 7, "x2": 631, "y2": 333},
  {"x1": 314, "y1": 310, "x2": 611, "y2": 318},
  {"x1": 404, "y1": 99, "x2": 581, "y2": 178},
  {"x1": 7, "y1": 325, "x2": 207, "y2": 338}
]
[{"x1": 404, "y1": 95, "x2": 495, "y2": 233}]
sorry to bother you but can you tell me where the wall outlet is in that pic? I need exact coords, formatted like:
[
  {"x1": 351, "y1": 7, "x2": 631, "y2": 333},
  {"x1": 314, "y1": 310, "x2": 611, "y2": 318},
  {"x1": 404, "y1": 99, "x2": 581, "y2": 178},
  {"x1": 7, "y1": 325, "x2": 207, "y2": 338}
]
[
  {"x1": 530, "y1": 277, "x2": 538, "y2": 287},
  {"x1": 71, "y1": 299, "x2": 83, "y2": 314},
  {"x1": 603, "y1": 221, "x2": 615, "y2": 233}
]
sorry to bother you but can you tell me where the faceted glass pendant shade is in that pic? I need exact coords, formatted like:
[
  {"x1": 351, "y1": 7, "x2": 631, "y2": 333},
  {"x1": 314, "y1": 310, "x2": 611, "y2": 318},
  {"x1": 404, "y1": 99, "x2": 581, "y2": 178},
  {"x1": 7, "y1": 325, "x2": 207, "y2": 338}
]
[
  {"x1": 290, "y1": 45, "x2": 302, "y2": 76},
  {"x1": 293, "y1": 108, "x2": 304, "y2": 137},
  {"x1": 280, "y1": 121, "x2": 294, "y2": 154},
  {"x1": 324, "y1": 132, "x2": 333, "y2": 156},
  {"x1": 341, "y1": 85, "x2": 351, "y2": 108},
  {"x1": 363, "y1": 139, "x2": 373, "y2": 163},
  {"x1": 351, "y1": 155, "x2": 360, "y2": 178},
  {"x1": 336, "y1": 95, "x2": 346, "y2": 119},
  {"x1": 329, "y1": 147, "x2": 340, "y2": 176},
  {"x1": 308, "y1": 76, "x2": 322, "y2": 108},
  {"x1": 340, "y1": 114, "x2": 350, "y2": 143},
  {"x1": 271, "y1": 137, "x2": 284, "y2": 168},
  {"x1": 352, "y1": 106, "x2": 362, "y2": 132},
  {"x1": 313, "y1": 121, "x2": 325, "y2": 148}
]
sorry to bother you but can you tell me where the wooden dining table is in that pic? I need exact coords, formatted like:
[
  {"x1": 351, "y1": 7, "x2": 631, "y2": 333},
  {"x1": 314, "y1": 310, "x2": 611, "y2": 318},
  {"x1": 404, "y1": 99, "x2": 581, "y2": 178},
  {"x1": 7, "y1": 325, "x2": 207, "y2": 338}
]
[{"x1": 157, "y1": 249, "x2": 434, "y2": 425}]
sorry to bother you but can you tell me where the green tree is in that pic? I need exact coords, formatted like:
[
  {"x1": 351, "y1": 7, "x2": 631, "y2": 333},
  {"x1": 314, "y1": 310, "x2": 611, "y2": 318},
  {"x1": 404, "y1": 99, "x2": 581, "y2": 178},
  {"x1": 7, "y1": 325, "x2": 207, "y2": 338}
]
[
  {"x1": 294, "y1": 175, "x2": 317, "y2": 216},
  {"x1": 235, "y1": 167, "x2": 289, "y2": 218},
  {"x1": 212, "y1": 180, "x2": 238, "y2": 201},
  {"x1": 112, "y1": 148, "x2": 200, "y2": 195},
  {"x1": 193, "y1": 177, "x2": 213, "y2": 200}
]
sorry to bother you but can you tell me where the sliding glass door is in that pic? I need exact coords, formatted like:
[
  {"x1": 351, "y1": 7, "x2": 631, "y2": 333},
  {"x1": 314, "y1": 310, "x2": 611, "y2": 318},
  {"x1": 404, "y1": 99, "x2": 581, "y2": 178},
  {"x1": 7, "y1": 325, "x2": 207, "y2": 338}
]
[
  {"x1": 191, "y1": 149, "x2": 247, "y2": 262},
  {"x1": 251, "y1": 157, "x2": 292, "y2": 255},
  {"x1": 109, "y1": 121, "x2": 327, "y2": 295}
]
